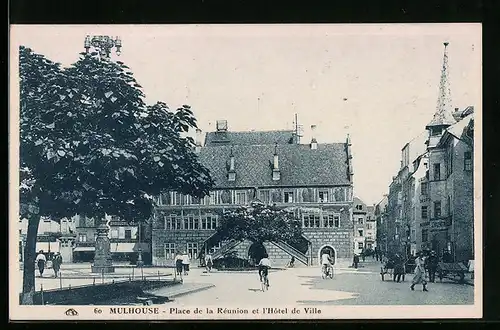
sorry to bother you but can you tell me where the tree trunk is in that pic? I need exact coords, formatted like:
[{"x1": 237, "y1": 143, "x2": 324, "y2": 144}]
[{"x1": 21, "y1": 214, "x2": 41, "y2": 305}]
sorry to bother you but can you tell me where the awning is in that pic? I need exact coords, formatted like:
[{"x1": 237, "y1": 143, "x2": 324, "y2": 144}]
[
  {"x1": 36, "y1": 242, "x2": 60, "y2": 253},
  {"x1": 110, "y1": 243, "x2": 135, "y2": 253},
  {"x1": 73, "y1": 246, "x2": 95, "y2": 252},
  {"x1": 110, "y1": 242, "x2": 150, "y2": 253}
]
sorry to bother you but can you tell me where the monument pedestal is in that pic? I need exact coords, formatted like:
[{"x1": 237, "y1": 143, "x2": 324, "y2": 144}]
[{"x1": 91, "y1": 221, "x2": 115, "y2": 273}]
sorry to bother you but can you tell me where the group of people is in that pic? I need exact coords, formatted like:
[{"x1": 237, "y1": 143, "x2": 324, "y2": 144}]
[
  {"x1": 35, "y1": 250, "x2": 63, "y2": 278},
  {"x1": 381, "y1": 250, "x2": 442, "y2": 292},
  {"x1": 174, "y1": 252, "x2": 192, "y2": 277}
]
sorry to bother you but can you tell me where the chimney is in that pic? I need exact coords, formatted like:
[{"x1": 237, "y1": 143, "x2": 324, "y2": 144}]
[
  {"x1": 216, "y1": 120, "x2": 228, "y2": 132},
  {"x1": 195, "y1": 129, "x2": 202, "y2": 153},
  {"x1": 310, "y1": 125, "x2": 318, "y2": 150}
]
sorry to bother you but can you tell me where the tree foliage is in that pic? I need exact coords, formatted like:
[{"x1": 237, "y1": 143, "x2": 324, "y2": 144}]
[
  {"x1": 20, "y1": 46, "x2": 214, "y2": 222},
  {"x1": 214, "y1": 201, "x2": 303, "y2": 245},
  {"x1": 19, "y1": 46, "x2": 214, "y2": 303}
]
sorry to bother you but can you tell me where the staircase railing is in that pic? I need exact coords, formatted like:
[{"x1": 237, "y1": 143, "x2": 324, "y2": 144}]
[
  {"x1": 270, "y1": 240, "x2": 309, "y2": 266},
  {"x1": 211, "y1": 240, "x2": 241, "y2": 260}
]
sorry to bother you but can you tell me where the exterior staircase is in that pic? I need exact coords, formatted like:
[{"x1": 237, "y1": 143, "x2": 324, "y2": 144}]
[
  {"x1": 211, "y1": 240, "x2": 241, "y2": 260},
  {"x1": 270, "y1": 240, "x2": 309, "y2": 266}
]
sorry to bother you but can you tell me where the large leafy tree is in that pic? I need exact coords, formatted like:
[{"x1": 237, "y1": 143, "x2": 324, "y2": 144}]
[
  {"x1": 19, "y1": 46, "x2": 214, "y2": 304},
  {"x1": 213, "y1": 201, "x2": 303, "y2": 246}
]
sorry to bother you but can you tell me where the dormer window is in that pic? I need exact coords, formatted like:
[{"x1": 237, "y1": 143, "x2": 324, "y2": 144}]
[
  {"x1": 272, "y1": 143, "x2": 280, "y2": 181},
  {"x1": 228, "y1": 147, "x2": 236, "y2": 182}
]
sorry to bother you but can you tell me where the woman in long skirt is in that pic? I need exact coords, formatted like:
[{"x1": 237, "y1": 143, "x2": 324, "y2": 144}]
[{"x1": 411, "y1": 252, "x2": 428, "y2": 292}]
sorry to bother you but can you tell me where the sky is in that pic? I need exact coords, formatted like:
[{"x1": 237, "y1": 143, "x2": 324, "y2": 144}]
[{"x1": 10, "y1": 24, "x2": 481, "y2": 205}]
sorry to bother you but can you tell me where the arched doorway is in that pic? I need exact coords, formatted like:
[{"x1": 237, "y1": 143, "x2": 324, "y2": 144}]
[
  {"x1": 318, "y1": 245, "x2": 337, "y2": 266},
  {"x1": 248, "y1": 242, "x2": 267, "y2": 266}
]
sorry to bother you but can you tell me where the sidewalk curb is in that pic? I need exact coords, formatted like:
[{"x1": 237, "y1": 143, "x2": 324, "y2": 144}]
[
  {"x1": 146, "y1": 283, "x2": 215, "y2": 299},
  {"x1": 169, "y1": 284, "x2": 216, "y2": 298}
]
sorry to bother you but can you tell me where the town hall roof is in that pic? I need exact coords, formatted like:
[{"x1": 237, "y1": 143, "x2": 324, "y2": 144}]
[
  {"x1": 198, "y1": 143, "x2": 350, "y2": 189},
  {"x1": 204, "y1": 130, "x2": 297, "y2": 146}
]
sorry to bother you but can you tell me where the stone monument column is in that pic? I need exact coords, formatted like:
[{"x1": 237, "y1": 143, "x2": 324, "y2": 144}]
[{"x1": 91, "y1": 217, "x2": 115, "y2": 273}]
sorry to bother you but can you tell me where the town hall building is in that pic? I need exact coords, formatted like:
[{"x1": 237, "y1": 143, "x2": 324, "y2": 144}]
[{"x1": 151, "y1": 120, "x2": 355, "y2": 267}]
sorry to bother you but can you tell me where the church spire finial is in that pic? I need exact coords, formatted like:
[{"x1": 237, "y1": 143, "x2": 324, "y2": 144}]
[{"x1": 426, "y1": 41, "x2": 455, "y2": 129}]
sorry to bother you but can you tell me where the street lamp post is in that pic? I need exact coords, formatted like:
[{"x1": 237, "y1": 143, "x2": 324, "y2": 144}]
[{"x1": 84, "y1": 35, "x2": 121, "y2": 273}]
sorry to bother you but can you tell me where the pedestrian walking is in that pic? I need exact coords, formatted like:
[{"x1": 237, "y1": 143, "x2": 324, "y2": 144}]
[
  {"x1": 181, "y1": 251, "x2": 190, "y2": 276},
  {"x1": 353, "y1": 254, "x2": 359, "y2": 269},
  {"x1": 52, "y1": 252, "x2": 63, "y2": 278},
  {"x1": 361, "y1": 250, "x2": 365, "y2": 262},
  {"x1": 35, "y1": 250, "x2": 47, "y2": 277},
  {"x1": 426, "y1": 251, "x2": 439, "y2": 282},
  {"x1": 175, "y1": 252, "x2": 183, "y2": 278},
  {"x1": 410, "y1": 252, "x2": 428, "y2": 292},
  {"x1": 393, "y1": 254, "x2": 405, "y2": 283},
  {"x1": 205, "y1": 253, "x2": 213, "y2": 273},
  {"x1": 442, "y1": 250, "x2": 453, "y2": 263}
]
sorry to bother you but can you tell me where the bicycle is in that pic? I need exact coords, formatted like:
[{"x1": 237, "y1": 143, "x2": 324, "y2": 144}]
[
  {"x1": 321, "y1": 264, "x2": 334, "y2": 279},
  {"x1": 261, "y1": 273, "x2": 269, "y2": 291}
]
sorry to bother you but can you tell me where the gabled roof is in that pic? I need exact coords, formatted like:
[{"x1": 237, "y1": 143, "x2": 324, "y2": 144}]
[
  {"x1": 198, "y1": 143, "x2": 350, "y2": 189},
  {"x1": 204, "y1": 130, "x2": 297, "y2": 146},
  {"x1": 447, "y1": 113, "x2": 474, "y2": 140},
  {"x1": 438, "y1": 113, "x2": 474, "y2": 147}
]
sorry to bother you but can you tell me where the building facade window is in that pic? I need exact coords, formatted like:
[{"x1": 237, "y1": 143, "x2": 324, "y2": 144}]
[
  {"x1": 464, "y1": 151, "x2": 472, "y2": 171},
  {"x1": 78, "y1": 234, "x2": 87, "y2": 242},
  {"x1": 284, "y1": 191, "x2": 294, "y2": 203},
  {"x1": 358, "y1": 217, "x2": 363, "y2": 224},
  {"x1": 235, "y1": 191, "x2": 247, "y2": 205},
  {"x1": 323, "y1": 214, "x2": 340, "y2": 228},
  {"x1": 421, "y1": 206, "x2": 428, "y2": 219},
  {"x1": 124, "y1": 229, "x2": 132, "y2": 239},
  {"x1": 358, "y1": 229, "x2": 364, "y2": 237},
  {"x1": 358, "y1": 242, "x2": 364, "y2": 249},
  {"x1": 303, "y1": 214, "x2": 320, "y2": 228},
  {"x1": 165, "y1": 243, "x2": 176, "y2": 259},
  {"x1": 433, "y1": 163, "x2": 441, "y2": 181},
  {"x1": 202, "y1": 215, "x2": 218, "y2": 230},
  {"x1": 209, "y1": 192, "x2": 216, "y2": 205},
  {"x1": 318, "y1": 190, "x2": 329, "y2": 203},
  {"x1": 185, "y1": 215, "x2": 196, "y2": 230},
  {"x1": 175, "y1": 216, "x2": 183, "y2": 230},
  {"x1": 366, "y1": 223, "x2": 372, "y2": 230},
  {"x1": 421, "y1": 182, "x2": 428, "y2": 195},
  {"x1": 111, "y1": 229, "x2": 119, "y2": 238},
  {"x1": 422, "y1": 229, "x2": 429, "y2": 242},
  {"x1": 434, "y1": 201, "x2": 442, "y2": 218},
  {"x1": 186, "y1": 243, "x2": 198, "y2": 260}
]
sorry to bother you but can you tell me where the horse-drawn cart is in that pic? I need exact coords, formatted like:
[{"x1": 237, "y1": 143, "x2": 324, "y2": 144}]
[{"x1": 436, "y1": 262, "x2": 469, "y2": 284}]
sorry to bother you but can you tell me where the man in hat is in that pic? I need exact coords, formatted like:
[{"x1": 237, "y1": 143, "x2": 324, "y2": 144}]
[
  {"x1": 35, "y1": 250, "x2": 47, "y2": 277},
  {"x1": 426, "y1": 250, "x2": 439, "y2": 283}
]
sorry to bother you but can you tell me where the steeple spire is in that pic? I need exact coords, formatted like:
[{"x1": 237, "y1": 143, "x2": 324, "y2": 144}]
[{"x1": 426, "y1": 42, "x2": 456, "y2": 129}]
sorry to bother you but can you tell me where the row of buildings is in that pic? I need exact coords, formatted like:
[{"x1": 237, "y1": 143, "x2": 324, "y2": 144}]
[
  {"x1": 18, "y1": 215, "x2": 150, "y2": 264},
  {"x1": 19, "y1": 119, "x2": 378, "y2": 267},
  {"x1": 375, "y1": 43, "x2": 475, "y2": 263}
]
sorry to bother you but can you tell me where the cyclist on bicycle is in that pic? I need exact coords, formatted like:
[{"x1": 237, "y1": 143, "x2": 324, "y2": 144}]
[
  {"x1": 258, "y1": 254, "x2": 272, "y2": 286},
  {"x1": 321, "y1": 252, "x2": 333, "y2": 276}
]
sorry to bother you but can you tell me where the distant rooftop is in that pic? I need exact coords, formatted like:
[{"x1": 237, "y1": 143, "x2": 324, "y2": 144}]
[{"x1": 204, "y1": 130, "x2": 298, "y2": 146}]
